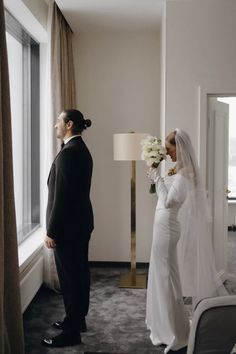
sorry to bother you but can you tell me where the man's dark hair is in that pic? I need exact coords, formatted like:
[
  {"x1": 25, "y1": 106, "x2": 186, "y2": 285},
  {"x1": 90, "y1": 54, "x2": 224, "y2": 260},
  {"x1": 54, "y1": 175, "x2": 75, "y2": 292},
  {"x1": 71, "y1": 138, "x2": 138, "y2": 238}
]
[{"x1": 63, "y1": 109, "x2": 92, "y2": 134}]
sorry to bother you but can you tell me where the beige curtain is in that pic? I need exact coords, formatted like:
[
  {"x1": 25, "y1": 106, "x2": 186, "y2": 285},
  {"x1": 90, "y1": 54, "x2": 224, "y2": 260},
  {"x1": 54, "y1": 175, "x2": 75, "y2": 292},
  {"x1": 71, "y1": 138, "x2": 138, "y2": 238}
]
[
  {"x1": 51, "y1": 1, "x2": 76, "y2": 153},
  {"x1": 44, "y1": 0, "x2": 77, "y2": 291},
  {"x1": 0, "y1": 0, "x2": 24, "y2": 353}
]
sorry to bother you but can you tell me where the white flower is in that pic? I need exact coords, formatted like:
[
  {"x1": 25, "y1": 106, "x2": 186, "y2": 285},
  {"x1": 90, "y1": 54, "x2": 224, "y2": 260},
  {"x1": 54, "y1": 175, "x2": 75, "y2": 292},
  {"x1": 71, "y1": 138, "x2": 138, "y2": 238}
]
[{"x1": 140, "y1": 135, "x2": 166, "y2": 167}]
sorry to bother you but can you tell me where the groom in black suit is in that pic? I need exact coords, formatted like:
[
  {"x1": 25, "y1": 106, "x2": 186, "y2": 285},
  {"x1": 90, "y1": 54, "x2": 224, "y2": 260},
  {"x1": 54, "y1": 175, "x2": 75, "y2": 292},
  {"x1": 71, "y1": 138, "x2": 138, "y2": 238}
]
[{"x1": 42, "y1": 109, "x2": 94, "y2": 347}]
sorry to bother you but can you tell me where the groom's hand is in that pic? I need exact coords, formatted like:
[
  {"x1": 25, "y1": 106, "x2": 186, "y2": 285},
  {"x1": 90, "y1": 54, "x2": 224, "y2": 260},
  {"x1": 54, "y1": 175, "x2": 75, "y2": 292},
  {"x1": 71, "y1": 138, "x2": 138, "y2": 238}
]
[{"x1": 44, "y1": 235, "x2": 56, "y2": 249}]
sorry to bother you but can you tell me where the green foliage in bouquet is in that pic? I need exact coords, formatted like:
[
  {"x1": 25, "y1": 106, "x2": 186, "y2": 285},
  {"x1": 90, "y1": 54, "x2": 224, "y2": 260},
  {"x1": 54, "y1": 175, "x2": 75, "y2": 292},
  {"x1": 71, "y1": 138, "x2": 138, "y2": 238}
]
[{"x1": 149, "y1": 183, "x2": 156, "y2": 194}]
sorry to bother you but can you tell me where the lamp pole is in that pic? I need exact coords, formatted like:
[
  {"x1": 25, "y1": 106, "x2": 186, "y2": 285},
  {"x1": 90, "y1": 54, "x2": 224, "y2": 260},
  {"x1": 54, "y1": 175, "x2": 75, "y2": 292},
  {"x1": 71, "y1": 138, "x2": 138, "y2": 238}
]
[
  {"x1": 131, "y1": 160, "x2": 136, "y2": 285},
  {"x1": 113, "y1": 132, "x2": 148, "y2": 288}
]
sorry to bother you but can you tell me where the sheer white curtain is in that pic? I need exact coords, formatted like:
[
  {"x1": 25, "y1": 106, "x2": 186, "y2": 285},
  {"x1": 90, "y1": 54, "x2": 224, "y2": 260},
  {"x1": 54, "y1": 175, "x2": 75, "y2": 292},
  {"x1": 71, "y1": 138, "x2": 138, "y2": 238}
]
[{"x1": 43, "y1": 0, "x2": 77, "y2": 291}]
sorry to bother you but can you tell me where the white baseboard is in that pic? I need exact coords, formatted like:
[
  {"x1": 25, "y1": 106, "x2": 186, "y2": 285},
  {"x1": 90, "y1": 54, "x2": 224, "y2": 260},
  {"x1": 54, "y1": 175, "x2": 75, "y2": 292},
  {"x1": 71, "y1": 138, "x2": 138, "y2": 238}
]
[{"x1": 20, "y1": 250, "x2": 44, "y2": 313}]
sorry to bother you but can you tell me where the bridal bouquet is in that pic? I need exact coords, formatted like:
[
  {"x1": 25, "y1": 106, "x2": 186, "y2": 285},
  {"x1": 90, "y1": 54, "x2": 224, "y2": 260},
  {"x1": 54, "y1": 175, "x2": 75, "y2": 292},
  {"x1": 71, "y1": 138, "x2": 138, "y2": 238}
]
[{"x1": 140, "y1": 135, "x2": 167, "y2": 193}]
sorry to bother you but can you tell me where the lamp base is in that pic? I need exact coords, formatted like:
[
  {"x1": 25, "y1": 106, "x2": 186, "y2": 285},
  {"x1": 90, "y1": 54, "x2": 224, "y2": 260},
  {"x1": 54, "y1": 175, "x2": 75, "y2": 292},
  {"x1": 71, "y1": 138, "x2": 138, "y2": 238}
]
[{"x1": 119, "y1": 272, "x2": 147, "y2": 289}]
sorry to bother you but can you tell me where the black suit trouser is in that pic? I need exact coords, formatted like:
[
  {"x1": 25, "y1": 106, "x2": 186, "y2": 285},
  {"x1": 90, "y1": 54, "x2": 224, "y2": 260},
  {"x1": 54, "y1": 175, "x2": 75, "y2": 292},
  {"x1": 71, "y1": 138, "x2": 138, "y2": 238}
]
[{"x1": 54, "y1": 236, "x2": 90, "y2": 333}]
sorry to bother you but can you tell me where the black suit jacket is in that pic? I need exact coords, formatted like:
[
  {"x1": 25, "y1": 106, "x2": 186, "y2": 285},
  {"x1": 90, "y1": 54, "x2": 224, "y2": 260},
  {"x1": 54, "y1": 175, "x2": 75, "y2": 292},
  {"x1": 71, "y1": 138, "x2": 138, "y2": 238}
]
[{"x1": 46, "y1": 136, "x2": 94, "y2": 243}]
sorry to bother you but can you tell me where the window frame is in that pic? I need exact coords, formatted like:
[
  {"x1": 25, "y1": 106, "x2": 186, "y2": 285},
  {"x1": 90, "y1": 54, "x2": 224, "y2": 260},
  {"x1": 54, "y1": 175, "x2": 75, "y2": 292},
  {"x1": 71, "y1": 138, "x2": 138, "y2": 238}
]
[{"x1": 5, "y1": 9, "x2": 40, "y2": 244}]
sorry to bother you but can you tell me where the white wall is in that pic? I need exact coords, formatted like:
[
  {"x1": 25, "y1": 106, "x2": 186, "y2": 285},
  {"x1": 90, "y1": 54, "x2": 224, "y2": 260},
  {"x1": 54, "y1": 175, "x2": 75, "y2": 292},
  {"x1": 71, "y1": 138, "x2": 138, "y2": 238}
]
[
  {"x1": 164, "y1": 0, "x2": 236, "y2": 152},
  {"x1": 163, "y1": 0, "x2": 236, "y2": 258},
  {"x1": 73, "y1": 32, "x2": 160, "y2": 262},
  {"x1": 22, "y1": 0, "x2": 48, "y2": 30}
]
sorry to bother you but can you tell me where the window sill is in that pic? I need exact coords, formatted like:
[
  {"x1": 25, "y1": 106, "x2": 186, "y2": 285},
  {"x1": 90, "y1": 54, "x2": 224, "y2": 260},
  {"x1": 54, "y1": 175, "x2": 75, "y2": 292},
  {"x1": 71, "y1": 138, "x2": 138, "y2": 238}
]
[{"x1": 18, "y1": 226, "x2": 44, "y2": 274}]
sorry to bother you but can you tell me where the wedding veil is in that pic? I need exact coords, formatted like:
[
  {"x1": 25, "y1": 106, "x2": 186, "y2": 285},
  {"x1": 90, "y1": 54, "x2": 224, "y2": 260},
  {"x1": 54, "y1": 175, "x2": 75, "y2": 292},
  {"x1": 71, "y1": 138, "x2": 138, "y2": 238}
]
[{"x1": 175, "y1": 129, "x2": 228, "y2": 306}]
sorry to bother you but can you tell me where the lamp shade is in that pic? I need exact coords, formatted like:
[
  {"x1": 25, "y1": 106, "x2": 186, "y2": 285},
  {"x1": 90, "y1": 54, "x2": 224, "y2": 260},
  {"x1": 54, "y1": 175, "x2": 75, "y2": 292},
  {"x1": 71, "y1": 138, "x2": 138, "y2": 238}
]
[{"x1": 113, "y1": 133, "x2": 149, "y2": 161}]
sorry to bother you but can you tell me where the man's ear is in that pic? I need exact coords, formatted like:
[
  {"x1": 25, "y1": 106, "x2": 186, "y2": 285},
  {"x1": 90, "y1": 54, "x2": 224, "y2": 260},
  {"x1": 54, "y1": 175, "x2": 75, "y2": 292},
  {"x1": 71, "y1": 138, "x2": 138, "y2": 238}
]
[{"x1": 66, "y1": 120, "x2": 74, "y2": 130}]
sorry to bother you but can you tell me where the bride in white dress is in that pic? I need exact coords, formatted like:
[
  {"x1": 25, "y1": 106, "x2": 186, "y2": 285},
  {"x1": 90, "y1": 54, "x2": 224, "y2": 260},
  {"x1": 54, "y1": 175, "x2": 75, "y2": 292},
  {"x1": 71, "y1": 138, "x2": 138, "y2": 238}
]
[{"x1": 146, "y1": 129, "x2": 227, "y2": 353}]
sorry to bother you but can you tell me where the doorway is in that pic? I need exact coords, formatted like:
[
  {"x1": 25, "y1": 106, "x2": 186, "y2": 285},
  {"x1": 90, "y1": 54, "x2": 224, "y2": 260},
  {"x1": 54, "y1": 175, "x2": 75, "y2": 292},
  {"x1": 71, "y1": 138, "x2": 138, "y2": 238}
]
[{"x1": 207, "y1": 96, "x2": 236, "y2": 276}]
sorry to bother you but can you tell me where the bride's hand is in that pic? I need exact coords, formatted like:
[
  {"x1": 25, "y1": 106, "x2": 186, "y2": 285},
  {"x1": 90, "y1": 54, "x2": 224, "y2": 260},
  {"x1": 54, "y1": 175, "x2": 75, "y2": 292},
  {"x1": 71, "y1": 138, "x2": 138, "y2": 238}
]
[
  {"x1": 152, "y1": 162, "x2": 159, "y2": 168},
  {"x1": 147, "y1": 166, "x2": 158, "y2": 183}
]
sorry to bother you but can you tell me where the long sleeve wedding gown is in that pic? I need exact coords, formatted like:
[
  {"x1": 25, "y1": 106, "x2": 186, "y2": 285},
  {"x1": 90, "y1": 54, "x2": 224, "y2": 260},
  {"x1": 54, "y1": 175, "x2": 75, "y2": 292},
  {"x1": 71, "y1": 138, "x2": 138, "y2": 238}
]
[{"x1": 146, "y1": 168, "x2": 190, "y2": 353}]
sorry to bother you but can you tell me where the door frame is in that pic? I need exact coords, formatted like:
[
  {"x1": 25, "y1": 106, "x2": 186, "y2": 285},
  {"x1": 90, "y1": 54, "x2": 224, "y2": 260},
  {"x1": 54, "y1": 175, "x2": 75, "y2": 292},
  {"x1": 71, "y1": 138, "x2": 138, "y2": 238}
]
[
  {"x1": 198, "y1": 84, "x2": 236, "y2": 281},
  {"x1": 198, "y1": 84, "x2": 236, "y2": 188}
]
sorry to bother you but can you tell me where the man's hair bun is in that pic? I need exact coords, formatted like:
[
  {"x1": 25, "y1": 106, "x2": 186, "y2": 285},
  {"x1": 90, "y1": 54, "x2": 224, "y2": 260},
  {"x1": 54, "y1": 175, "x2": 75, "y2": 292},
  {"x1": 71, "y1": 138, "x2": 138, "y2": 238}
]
[{"x1": 84, "y1": 119, "x2": 92, "y2": 129}]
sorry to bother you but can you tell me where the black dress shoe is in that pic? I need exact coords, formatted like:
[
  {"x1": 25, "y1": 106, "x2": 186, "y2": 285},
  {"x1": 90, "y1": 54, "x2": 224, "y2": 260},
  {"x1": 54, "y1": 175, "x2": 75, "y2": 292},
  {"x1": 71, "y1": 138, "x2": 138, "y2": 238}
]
[
  {"x1": 52, "y1": 321, "x2": 64, "y2": 330},
  {"x1": 169, "y1": 347, "x2": 187, "y2": 353},
  {"x1": 42, "y1": 331, "x2": 81, "y2": 347},
  {"x1": 52, "y1": 319, "x2": 87, "y2": 332}
]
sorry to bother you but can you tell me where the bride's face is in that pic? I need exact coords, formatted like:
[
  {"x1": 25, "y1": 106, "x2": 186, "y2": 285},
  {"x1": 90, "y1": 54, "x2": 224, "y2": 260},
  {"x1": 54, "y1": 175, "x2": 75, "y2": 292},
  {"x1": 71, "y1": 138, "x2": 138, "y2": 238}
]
[{"x1": 165, "y1": 140, "x2": 177, "y2": 162}]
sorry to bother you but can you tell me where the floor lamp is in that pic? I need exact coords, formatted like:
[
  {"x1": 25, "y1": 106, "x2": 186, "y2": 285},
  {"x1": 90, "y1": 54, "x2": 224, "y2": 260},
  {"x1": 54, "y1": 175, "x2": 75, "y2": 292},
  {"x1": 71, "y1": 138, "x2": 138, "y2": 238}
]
[{"x1": 113, "y1": 132, "x2": 148, "y2": 289}]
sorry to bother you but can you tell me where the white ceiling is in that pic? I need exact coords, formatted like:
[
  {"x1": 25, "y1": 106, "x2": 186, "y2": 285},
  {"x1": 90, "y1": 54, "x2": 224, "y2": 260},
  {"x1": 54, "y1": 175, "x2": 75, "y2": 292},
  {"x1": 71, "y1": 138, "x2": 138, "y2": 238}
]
[{"x1": 55, "y1": 0, "x2": 164, "y2": 33}]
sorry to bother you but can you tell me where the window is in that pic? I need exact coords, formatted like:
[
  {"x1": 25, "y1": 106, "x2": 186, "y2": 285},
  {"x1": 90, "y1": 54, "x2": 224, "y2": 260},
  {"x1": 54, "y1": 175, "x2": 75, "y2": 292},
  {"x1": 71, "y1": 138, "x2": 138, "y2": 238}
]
[
  {"x1": 217, "y1": 97, "x2": 236, "y2": 199},
  {"x1": 5, "y1": 10, "x2": 40, "y2": 244}
]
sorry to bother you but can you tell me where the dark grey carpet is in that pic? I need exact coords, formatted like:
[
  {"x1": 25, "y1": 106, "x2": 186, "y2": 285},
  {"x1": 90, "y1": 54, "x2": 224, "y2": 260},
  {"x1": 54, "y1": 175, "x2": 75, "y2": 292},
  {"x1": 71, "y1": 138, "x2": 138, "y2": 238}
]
[
  {"x1": 24, "y1": 268, "x2": 165, "y2": 354},
  {"x1": 23, "y1": 232, "x2": 236, "y2": 354}
]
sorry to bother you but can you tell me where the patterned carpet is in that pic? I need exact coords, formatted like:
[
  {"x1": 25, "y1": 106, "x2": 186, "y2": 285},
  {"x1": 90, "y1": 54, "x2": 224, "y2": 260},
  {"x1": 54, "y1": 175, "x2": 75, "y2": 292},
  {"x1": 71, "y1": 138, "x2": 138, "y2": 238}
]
[{"x1": 23, "y1": 232, "x2": 236, "y2": 354}]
